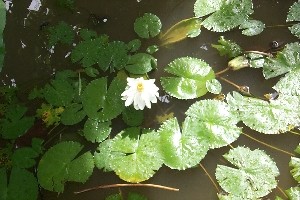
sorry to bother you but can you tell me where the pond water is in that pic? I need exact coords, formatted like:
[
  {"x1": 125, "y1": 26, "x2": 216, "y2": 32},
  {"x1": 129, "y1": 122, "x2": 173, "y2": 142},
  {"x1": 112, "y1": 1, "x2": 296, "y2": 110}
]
[{"x1": 1, "y1": 0, "x2": 299, "y2": 199}]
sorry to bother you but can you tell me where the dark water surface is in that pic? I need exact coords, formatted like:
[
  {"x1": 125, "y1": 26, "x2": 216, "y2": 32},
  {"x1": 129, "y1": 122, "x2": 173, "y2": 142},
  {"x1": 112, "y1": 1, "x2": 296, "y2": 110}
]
[{"x1": 1, "y1": 0, "x2": 299, "y2": 199}]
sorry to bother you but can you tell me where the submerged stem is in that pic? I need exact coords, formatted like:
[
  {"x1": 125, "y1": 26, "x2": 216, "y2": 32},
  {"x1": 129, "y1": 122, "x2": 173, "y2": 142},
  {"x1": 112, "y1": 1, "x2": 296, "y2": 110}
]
[
  {"x1": 243, "y1": 50, "x2": 273, "y2": 57},
  {"x1": 74, "y1": 183, "x2": 179, "y2": 194},
  {"x1": 242, "y1": 132, "x2": 295, "y2": 156},
  {"x1": 216, "y1": 67, "x2": 230, "y2": 76},
  {"x1": 277, "y1": 185, "x2": 288, "y2": 199},
  {"x1": 288, "y1": 130, "x2": 300, "y2": 136},
  {"x1": 199, "y1": 163, "x2": 220, "y2": 193},
  {"x1": 218, "y1": 77, "x2": 241, "y2": 89}
]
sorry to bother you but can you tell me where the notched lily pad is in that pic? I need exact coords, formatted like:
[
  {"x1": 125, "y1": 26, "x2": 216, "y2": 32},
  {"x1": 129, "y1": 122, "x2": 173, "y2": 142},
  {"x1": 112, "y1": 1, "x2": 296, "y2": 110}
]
[
  {"x1": 160, "y1": 57, "x2": 215, "y2": 99},
  {"x1": 134, "y1": 13, "x2": 162, "y2": 39},
  {"x1": 216, "y1": 146, "x2": 279, "y2": 199}
]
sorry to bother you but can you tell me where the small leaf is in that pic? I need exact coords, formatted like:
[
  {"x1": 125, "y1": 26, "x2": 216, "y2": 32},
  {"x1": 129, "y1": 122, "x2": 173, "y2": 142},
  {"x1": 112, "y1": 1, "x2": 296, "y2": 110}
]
[
  {"x1": 185, "y1": 99, "x2": 241, "y2": 148},
  {"x1": 134, "y1": 13, "x2": 162, "y2": 38},
  {"x1": 84, "y1": 67, "x2": 99, "y2": 77},
  {"x1": 36, "y1": 103, "x2": 64, "y2": 127},
  {"x1": 42, "y1": 78, "x2": 75, "y2": 106},
  {"x1": 60, "y1": 103, "x2": 86, "y2": 125},
  {"x1": 146, "y1": 45, "x2": 159, "y2": 54},
  {"x1": 82, "y1": 77, "x2": 107, "y2": 119},
  {"x1": 227, "y1": 91, "x2": 300, "y2": 134},
  {"x1": 0, "y1": 105, "x2": 34, "y2": 139},
  {"x1": 31, "y1": 138, "x2": 44, "y2": 155},
  {"x1": 262, "y1": 42, "x2": 300, "y2": 79},
  {"x1": 37, "y1": 141, "x2": 94, "y2": 192},
  {"x1": 71, "y1": 35, "x2": 109, "y2": 68},
  {"x1": 83, "y1": 118, "x2": 111, "y2": 143},
  {"x1": 128, "y1": 192, "x2": 148, "y2": 200},
  {"x1": 216, "y1": 146, "x2": 279, "y2": 199},
  {"x1": 11, "y1": 147, "x2": 39, "y2": 169},
  {"x1": 79, "y1": 29, "x2": 97, "y2": 40},
  {"x1": 127, "y1": 39, "x2": 141, "y2": 53},
  {"x1": 160, "y1": 57, "x2": 215, "y2": 99},
  {"x1": 158, "y1": 118, "x2": 209, "y2": 170},
  {"x1": 125, "y1": 53, "x2": 157, "y2": 74},
  {"x1": 48, "y1": 21, "x2": 74, "y2": 46},
  {"x1": 94, "y1": 140, "x2": 115, "y2": 172},
  {"x1": 159, "y1": 17, "x2": 202, "y2": 46},
  {"x1": 211, "y1": 36, "x2": 243, "y2": 58},
  {"x1": 206, "y1": 79, "x2": 222, "y2": 94},
  {"x1": 199, "y1": 0, "x2": 253, "y2": 32},
  {"x1": 194, "y1": 0, "x2": 223, "y2": 17},
  {"x1": 98, "y1": 41, "x2": 129, "y2": 72},
  {"x1": 239, "y1": 20, "x2": 265, "y2": 36},
  {"x1": 122, "y1": 106, "x2": 144, "y2": 127}
]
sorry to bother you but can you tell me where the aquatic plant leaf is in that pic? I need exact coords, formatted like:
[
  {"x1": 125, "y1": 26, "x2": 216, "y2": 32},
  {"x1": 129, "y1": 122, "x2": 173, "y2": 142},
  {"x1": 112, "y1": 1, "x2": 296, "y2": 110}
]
[
  {"x1": 71, "y1": 35, "x2": 109, "y2": 68},
  {"x1": 0, "y1": 105, "x2": 34, "y2": 139},
  {"x1": 161, "y1": 57, "x2": 215, "y2": 99},
  {"x1": 287, "y1": 1, "x2": 300, "y2": 38},
  {"x1": 134, "y1": 13, "x2": 162, "y2": 39},
  {"x1": 127, "y1": 39, "x2": 141, "y2": 53},
  {"x1": 56, "y1": 0, "x2": 75, "y2": 10},
  {"x1": 286, "y1": 187, "x2": 300, "y2": 200},
  {"x1": 84, "y1": 67, "x2": 99, "y2": 77},
  {"x1": 263, "y1": 42, "x2": 300, "y2": 79},
  {"x1": 239, "y1": 20, "x2": 265, "y2": 36},
  {"x1": 273, "y1": 68, "x2": 300, "y2": 96},
  {"x1": 36, "y1": 103, "x2": 64, "y2": 127},
  {"x1": 216, "y1": 146, "x2": 279, "y2": 199},
  {"x1": 206, "y1": 79, "x2": 222, "y2": 94},
  {"x1": 37, "y1": 141, "x2": 94, "y2": 192},
  {"x1": 82, "y1": 77, "x2": 107, "y2": 119},
  {"x1": 185, "y1": 100, "x2": 241, "y2": 148},
  {"x1": 96, "y1": 128, "x2": 163, "y2": 182},
  {"x1": 227, "y1": 91, "x2": 300, "y2": 134},
  {"x1": 194, "y1": 0, "x2": 223, "y2": 17},
  {"x1": 122, "y1": 106, "x2": 144, "y2": 127},
  {"x1": 127, "y1": 192, "x2": 148, "y2": 200},
  {"x1": 48, "y1": 21, "x2": 74, "y2": 46},
  {"x1": 200, "y1": 0, "x2": 253, "y2": 32},
  {"x1": 98, "y1": 41, "x2": 129, "y2": 72},
  {"x1": 125, "y1": 53, "x2": 157, "y2": 74},
  {"x1": 159, "y1": 17, "x2": 202, "y2": 46},
  {"x1": 289, "y1": 144, "x2": 300, "y2": 183},
  {"x1": 0, "y1": 168, "x2": 7, "y2": 200},
  {"x1": 105, "y1": 193, "x2": 122, "y2": 200},
  {"x1": 79, "y1": 29, "x2": 97, "y2": 41},
  {"x1": 4, "y1": 167, "x2": 38, "y2": 200},
  {"x1": 94, "y1": 140, "x2": 114, "y2": 172},
  {"x1": 97, "y1": 76, "x2": 127, "y2": 121},
  {"x1": 158, "y1": 118, "x2": 209, "y2": 170},
  {"x1": 83, "y1": 118, "x2": 111, "y2": 143},
  {"x1": 211, "y1": 36, "x2": 243, "y2": 58},
  {"x1": 31, "y1": 138, "x2": 44, "y2": 155},
  {"x1": 146, "y1": 45, "x2": 159, "y2": 54},
  {"x1": 42, "y1": 78, "x2": 75, "y2": 106},
  {"x1": 11, "y1": 147, "x2": 39, "y2": 169},
  {"x1": 60, "y1": 103, "x2": 86, "y2": 125}
]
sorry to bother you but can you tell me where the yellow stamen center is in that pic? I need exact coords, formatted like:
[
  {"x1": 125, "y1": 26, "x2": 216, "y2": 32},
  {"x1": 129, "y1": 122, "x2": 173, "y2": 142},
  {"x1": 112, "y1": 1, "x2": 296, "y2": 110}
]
[{"x1": 137, "y1": 82, "x2": 144, "y2": 92}]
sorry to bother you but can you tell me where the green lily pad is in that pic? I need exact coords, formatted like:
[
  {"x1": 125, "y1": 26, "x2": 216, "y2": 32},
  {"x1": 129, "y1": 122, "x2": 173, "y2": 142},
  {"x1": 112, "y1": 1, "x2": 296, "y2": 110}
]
[
  {"x1": 216, "y1": 146, "x2": 279, "y2": 199},
  {"x1": 134, "y1": 13, "x2": 162, "y2": 39},
  {"x1": 60, "y1": 103, "x2": 86, "y2": 125},
  {"x1": 37, "y1": 141, "x2": 94, "y2": 192},
  {"x1": 185, "y1": 99, "x2": 241, "y2": 149},
  {"x1": 11, "y1": 147, "x2": 39, "y2": 169},
  {"x1": 211, "y1": 36, "x2": 243, "y2": 58},
  {"x1": 273, "y1": 68, "x2": 300, "y2": 96},
  {"x1": 83, "y1": 118, "x2": 111, "y2": 143},
  {"x1": 287, "y1": 1, "x2": 300, "y2": 38},
  {"x1": 0, "y1": 105, "x2": 34, "y2": 139},
  {"x1": 158, "y1": 118, "x2": 209, "y2": 170},
  {"x1": 160, "y1": 57, "x2": 215, "y2": 99},
  {"x1": 206, "y1": 79, "x2": 222, "y2": 94},
  {"x1": 48, "y1": 21, "x2": 74, "y2": 46},
  {"x1": 239, "y1": 20, "x2": 265, "y2": 36},
  {"x1": 227, "y1": 92, "x2": 300, "y2": 134},
  {"x1": 286, "y1": 187, "x2": 300, "y2": 200},
  {"x1": 289, "y1": 144, "x2": 300, "y2": 183},
  {"x1": 125, "y1": 53, "x2": 157, "y2": 74}
]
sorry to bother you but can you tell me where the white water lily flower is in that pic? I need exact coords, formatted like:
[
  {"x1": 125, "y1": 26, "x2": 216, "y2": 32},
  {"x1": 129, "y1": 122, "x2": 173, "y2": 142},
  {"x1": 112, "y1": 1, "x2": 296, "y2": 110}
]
[{"x1": 121, "y1": 77, "x2": 159, "y2": 110}]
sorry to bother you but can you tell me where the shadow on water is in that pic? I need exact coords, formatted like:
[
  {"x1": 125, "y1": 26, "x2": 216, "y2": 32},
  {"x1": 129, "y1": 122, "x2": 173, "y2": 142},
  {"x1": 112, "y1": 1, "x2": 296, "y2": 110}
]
[{"x1": 1, "y1": 0, "x2": 299, "y2": 199}]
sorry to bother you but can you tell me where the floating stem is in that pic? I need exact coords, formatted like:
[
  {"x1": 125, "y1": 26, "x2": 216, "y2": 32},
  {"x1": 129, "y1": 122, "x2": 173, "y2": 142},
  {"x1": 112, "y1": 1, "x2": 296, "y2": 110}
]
[
  {"x1": 199, "y1": 163, "x2": 220, "y2": 193},
  {"x1": 216, "y1": 67, "x2": 230, "y2": 76},
  {"x1": 242, "y1": 132, "x2": 295, "y2": 156},
  {"x1": 288, "y1": 130, "x2": 300, "y2": 136},
  {"x1": 74, "y1": 183, "x2": 180, "y2": 194},
  {"x1": 218, "y1": 76, "x2": 241, "y2": 90},
  {"x1": 277, "y1": 185, "x2": 288, "y2": 199},
  {"x1": 243, "y1": 50, "x2": 273, "y2": 57}
]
